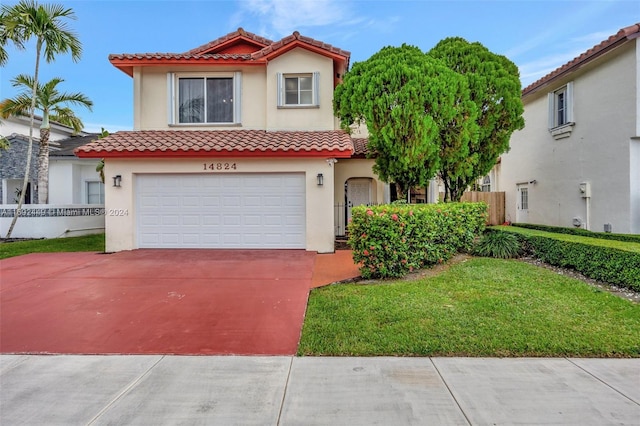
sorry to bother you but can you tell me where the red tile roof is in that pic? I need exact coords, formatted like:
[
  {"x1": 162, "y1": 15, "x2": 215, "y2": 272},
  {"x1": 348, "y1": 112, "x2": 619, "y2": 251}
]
[
  {"x1": 109, "y1": 28, "x2": 350, "y2": 76},
  {"x1": 74, "y1": 130, "x2": 355, "y2": 159},
  {"x1": 185, "y1": 28, "x2": 273, "y2": 55},
  {"x1": 523, "y1": 23, "x2": 640, "y2": 96},
  {"x1": 351, "y1": 138, "x2": 370, "y2": 157},
  {"x1": 251, "y1": 31, "x2": 350, "y2": 62}
]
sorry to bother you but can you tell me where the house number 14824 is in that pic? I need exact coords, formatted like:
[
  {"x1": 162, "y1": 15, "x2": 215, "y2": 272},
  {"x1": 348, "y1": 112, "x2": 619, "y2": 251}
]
[{"x1": 204, "y1": 162, "x2": 237, "y2": 171}]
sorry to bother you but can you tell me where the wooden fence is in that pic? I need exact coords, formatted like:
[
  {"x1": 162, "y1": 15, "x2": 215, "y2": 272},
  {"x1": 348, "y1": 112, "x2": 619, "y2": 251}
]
[{"x1": 459, "y1": 191, "x2": 505, "y2": 225}]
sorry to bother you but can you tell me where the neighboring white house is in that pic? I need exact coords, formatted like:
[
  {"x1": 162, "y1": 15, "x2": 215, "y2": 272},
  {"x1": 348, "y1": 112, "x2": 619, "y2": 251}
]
[
  {"x1": 0, "y1": 115, "x2": 105, "y2": 238},
  {"x1": 497, "y1": 23, "x2": 640, "y2": 234},
  {"x1": 0, "y1": 114, "x2": 89, "y2": 204},
  {"x1": 76, "y1": 29, "x2": 385, "y2": 252}
]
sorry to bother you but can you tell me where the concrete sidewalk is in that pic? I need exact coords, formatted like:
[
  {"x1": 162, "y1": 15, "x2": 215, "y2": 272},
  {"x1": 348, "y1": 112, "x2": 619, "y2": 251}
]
[{"x1": 1, "y1": 356, "x2": 638, "y2": 425}]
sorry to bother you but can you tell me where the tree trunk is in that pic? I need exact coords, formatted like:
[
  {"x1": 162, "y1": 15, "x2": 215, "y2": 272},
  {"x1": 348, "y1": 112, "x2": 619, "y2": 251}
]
[
  {"x1": 395, "y1": 182, "x2": 406, "y2": 202},
  {"x1": 37, "y1": 127, "x2": 50, "y2": 204},
  {"x1": 5, "y1": 38, "x2": 42, "y2": 238}
]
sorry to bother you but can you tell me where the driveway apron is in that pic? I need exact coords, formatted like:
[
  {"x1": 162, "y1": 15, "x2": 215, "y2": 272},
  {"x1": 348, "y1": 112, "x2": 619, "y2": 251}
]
[{"x1": 0, "y1": 250, "x2": 316, "y2": 355}]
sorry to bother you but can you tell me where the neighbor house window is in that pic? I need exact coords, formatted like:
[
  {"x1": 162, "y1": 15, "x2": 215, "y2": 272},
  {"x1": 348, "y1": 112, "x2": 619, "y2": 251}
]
[
  {"x1": 168, "y1": 73, "x2": 242, "y2": 125},
  {"x1": 480, "y1": 175, "x2": 491, "y2": 192},
  {"x1": 277, "y1": 72, "x2": 319, "y2": 107},
  {"x1": 87, "y1": 181, "x2": 104, "y2": 204},
  {"x1": 548, "y1": 82, "x2": 574, "y2": 138}
]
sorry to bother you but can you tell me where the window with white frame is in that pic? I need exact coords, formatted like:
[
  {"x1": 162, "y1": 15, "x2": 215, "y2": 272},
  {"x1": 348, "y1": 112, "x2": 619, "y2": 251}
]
[
  {"x1": 519, "y1": 187, "x2": 528, "y2": 210},
  {"x1": 548, "y1": 82, "x2": 574, "y2": 129},
  {"x1": 480, "y1": 175, "x2": 491, "y2": 192},
  {"x1": 86, "y1": 181, "x2": 104, "y2": 204},
  {"x1": 168, "y1": 73, "x2": 242, "y2": 125},
  {"x1": 277, "y1": 72, "x2": 319, "y2": 107}
]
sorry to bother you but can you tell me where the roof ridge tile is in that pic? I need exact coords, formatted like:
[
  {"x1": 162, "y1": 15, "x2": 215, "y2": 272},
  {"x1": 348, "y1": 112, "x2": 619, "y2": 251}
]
[{"x1": 523, "y1": 22, "x2": 639, "y2": 95}]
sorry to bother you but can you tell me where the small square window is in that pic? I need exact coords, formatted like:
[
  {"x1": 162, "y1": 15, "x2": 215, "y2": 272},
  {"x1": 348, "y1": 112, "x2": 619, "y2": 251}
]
[{"x1": 278, "y1": 72, "x2": 319, "y2": 107}]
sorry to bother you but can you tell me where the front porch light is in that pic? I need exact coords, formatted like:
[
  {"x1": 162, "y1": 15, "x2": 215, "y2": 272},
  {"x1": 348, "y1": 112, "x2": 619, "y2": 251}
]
[
  {"x1": 112, "y1": 175, "x2": 122, "y2": 188},
  {"x1": 317, "y1": 173, "x2": 324, "y2": 186}
]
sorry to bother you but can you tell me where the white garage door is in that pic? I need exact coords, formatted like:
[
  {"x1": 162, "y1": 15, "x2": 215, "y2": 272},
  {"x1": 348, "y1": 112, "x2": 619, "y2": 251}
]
[{"x1": 136, "y1": 173, "x2": 306, "y2": 248}]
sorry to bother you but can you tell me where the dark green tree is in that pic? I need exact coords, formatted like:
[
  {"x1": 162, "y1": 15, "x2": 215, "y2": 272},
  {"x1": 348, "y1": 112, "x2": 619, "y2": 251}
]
[
  {"x1": 334, "y1": 44, "x2": 478, "y2": 200},
  {"x1": 429, "y1": 37, "x2": 525, "y2": 201}
]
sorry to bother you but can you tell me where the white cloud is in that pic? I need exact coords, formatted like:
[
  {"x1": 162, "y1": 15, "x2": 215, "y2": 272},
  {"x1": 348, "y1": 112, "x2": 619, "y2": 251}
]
[
  {"x1": 516, "y1": 28, "x2": 617, "y2": 86},
  {"x1": 237, "y1": 0, "x2": 352, "y2": 37}
]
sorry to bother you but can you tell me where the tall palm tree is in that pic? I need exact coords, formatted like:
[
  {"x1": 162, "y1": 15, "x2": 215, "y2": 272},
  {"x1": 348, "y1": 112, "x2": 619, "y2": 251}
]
[
  {"x1": 1, "y1": 75, "x2": 93, "y2": 204},
  {"x1": 0, "y1": 0, "x2": 81, "y2": 238}
]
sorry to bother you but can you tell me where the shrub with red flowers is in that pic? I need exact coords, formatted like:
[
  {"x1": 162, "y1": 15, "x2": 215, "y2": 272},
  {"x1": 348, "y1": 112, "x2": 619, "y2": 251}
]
[{"x1": 348, "y1": 203, "x2": 487, "y2": 278}]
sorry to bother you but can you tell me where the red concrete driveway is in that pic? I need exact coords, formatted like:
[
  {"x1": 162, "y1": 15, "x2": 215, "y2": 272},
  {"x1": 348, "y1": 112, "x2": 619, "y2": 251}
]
[{"x1": 0, "y1": 250, "x2": 317, "y2": 355}]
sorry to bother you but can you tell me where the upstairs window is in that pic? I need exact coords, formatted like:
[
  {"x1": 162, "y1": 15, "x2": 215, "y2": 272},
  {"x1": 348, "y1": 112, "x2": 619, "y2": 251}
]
[
  {"x1": 548, "y1": 82, "x2": 574, "y2": 138},
  {"x1": 168, "y1": 73, "x2": 242, "y2": 125},
  {"x1": 277, "y1": 72, "x2": 319, "y2": 107}
]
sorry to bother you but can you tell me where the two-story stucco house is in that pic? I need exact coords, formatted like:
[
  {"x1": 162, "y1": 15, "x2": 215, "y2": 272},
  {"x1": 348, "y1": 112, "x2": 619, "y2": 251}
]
[
  {"x1": 76, "y1": 29, "x2": 384, "y2": 253},
  {"x1": 497, "y1": 23, "x2": 640, "y2": 234}
]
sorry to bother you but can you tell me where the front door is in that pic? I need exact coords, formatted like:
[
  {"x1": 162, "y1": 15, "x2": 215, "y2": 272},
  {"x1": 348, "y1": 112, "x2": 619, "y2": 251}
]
[
  {"x1": 516, "y1": 184, "x2": 529, "y2": 223},
  {"x1": 347, "y1": 178, "x2": 372, "y2": 221}
]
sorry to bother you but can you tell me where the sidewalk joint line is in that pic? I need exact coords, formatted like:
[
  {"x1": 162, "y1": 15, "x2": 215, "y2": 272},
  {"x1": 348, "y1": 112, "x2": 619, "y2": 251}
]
[
  {"x1": 430, "y1": 358, "x2": 472, "y2": 426},
  {"x1": 565, "y1": 357, "x2": 640, "y2": 406},
  {"x1": 86, "y1": 355, "x2": 166, "y2": 425},
  {"x1": 276, "y1": 356, "x2": 294, "y2": 426}
]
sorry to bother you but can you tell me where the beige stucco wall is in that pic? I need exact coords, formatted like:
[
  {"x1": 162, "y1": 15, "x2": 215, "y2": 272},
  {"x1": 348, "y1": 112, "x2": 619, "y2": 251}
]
[
  {"x1": 132, "y1": 48, "x2": 337, "y2": 132},
  {"x1": 266, "y1": 48, "x2": 337, "y2": 131},
  {"x1": 133, "y1": 65, "x2": 267, "y2": 131},
  {"x1": 334, "y1": 158, "x2": 385, "y2": 205},
  {"x1": 103, "y1": 157, "x2": 336, "y2": 253},
  {"x1": 499, "y1": 41, "x2": 638, "y2": 233}
]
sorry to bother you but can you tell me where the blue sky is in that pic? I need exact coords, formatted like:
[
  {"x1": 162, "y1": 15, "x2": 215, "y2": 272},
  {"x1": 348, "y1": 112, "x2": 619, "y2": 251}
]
[{"x1": 1, "y1": 0, "x2": 638, "y2": 133}]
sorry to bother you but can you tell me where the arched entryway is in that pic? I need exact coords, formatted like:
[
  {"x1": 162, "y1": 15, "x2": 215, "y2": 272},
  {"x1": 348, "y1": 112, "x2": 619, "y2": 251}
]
[{"x1": 346, "y1": 177, "x2": 373, "y2": 222}]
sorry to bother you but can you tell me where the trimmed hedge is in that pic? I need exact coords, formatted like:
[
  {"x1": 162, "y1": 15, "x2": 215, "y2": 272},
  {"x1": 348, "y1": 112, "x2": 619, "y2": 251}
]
[
  {"x1": 498, "y1": 228, "x2": 640, "y2": 291},
  {"x1": 348, "y1": 203, "x2": 487, "y2": 279},
  {"x1": 513, "y1": 223, "x2": 640, "y2": 244}
]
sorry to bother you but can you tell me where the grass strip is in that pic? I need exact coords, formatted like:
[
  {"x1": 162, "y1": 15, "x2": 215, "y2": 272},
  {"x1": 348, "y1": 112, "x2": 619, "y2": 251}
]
[
  {"x1": 298, "y1": 257, "x2": 640, "y2": 357},
  {"x1": 0, "y1": 233, "x2": 105, "y2": 260},
  {"x1": 492, "y1": 225, "x2": 640, "y2": 254}
]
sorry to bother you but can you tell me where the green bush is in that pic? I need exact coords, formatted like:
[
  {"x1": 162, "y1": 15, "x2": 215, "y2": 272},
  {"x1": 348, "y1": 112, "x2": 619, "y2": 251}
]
[
  {"x1": 499, "y1": 229, "x2": 640, "y2": 291},
  {"x1": 513, "y1": 223, "x2": 640, "y2": 244},
  {"x1": 474, "y1": 230, "x2": 521, "y2": 259},
  {"x1": 348, "y1": 203, "x2": 487, "y2": 279}
]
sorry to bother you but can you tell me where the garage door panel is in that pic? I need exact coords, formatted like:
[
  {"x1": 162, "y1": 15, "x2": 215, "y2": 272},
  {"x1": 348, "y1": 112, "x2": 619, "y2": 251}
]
[
  {"x1": 182, "y1": 196, "x2": 200, "y2": 207},
  {"x1": 203, "y1": 215, "x2": 221, "y2": 226},
  {"x1": 223, "y1": 196, "x2": 241, "y2": 207},
  {"x1": 162, "y1": 215, "x2": 180, "y2": 226},
  {"x1": 137, "y1": 173, "x2": 305, "y2": 249},
  {"x1": 140, "y1": 195, "x2": 159, "y2": 208},
  {"x1": 182, "y1": 215, "x2": 200, "y2": 226},
  {"x1": 202, "y1": 196, "x2": 221, "y2": 207},
  {"x1": 224, "y1": 215, "x2": 241, "y2": 226},
  {"x1": 160, "y1": 234, "x2": 179, "y2": 245},
  {"x1": 244, "y1": 196, "x2": 261, "y2": 207},
  {"x1": 244, "y1": 215, "x2": 262, "y2": 226}
]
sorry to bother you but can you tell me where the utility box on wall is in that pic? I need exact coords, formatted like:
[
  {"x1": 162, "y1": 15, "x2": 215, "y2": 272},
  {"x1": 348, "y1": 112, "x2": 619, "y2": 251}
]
[{"x1": 579, "y1": 182, "x2": 591, "y2": 198}]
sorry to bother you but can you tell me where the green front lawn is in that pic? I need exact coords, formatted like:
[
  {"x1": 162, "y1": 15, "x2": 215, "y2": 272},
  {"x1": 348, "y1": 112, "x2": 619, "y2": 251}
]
[
  {"x1": 298, "y1": 257, "x2": 640, "y2": 357},
  {"x1": 0, "y1": 233, "x2": 105, "y2": 260}
]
